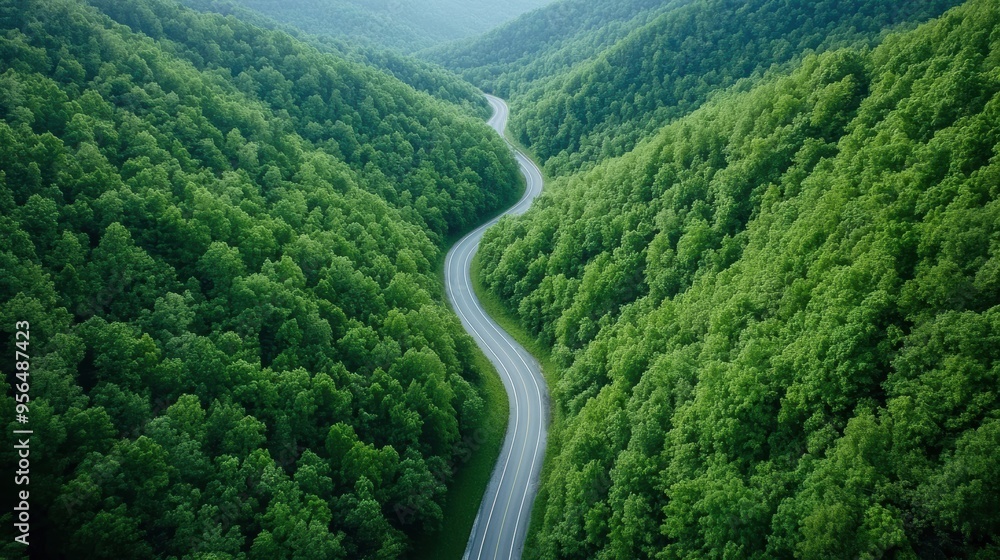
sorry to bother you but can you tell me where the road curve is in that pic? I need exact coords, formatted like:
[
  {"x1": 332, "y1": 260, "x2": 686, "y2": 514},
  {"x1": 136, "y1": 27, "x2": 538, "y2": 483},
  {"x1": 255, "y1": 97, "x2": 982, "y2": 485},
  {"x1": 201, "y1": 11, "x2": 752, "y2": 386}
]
[{"x1": 445, "y1": 95, "x2": 548, "y2": 560}]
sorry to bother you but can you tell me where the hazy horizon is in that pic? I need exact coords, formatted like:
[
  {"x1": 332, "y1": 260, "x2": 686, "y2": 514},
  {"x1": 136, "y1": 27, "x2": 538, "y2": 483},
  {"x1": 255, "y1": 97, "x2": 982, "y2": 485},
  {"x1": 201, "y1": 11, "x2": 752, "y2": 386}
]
[{"x1": 211, "y1": 0, "x2": 557, "y2": 51}]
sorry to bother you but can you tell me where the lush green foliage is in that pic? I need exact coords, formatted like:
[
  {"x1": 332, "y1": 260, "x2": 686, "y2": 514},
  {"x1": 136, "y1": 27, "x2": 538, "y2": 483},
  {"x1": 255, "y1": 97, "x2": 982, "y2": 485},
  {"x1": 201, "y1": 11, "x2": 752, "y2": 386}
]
[
  {"x1": 426, "y1": 0, "x2": 679, "y2": 97},
  {"x1": 338, "y1": 47, "x2": 492, "y2": 120},
  {"x1": 87, "y1": 0, "x2": 519, "y2": 240},
  {"x1": 0, "y1": 0, "x2": 520, "y2": 557},
  {"x1": 438, "y1": 0, "x2": 965, "y2": 177},
  {"x1": 479, "y1": 0, "x2": 1000, "y2": 557},
  {"x1": 179, "y1": 0, "x2": 494, "y2": 116},
  {"x1": 198, "y1": 0, "x2": 554, "y2": 53}
]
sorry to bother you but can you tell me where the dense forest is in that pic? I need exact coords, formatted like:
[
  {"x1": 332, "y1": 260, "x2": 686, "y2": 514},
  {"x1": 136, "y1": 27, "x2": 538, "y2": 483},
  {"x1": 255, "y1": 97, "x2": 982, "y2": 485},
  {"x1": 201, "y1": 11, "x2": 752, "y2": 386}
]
[
  {"x1": 0, "y1": 0, "x2": 520, "y2": 557},
  {"x1": 185, "y1": 0, "x2": 553, "y2": 53},
  {"x1": 478, "y1": 0, "x2": 1000, "y2": 557},
  {"x1": 177, "y1": 0, "x2": 496, "y2": 118},
  {"x1": 426, "y1": 0, "x2": 683, "y2": 98},
  {"x1": 436, "y1": 0, "x2": 966, "y2": 176},
  {"x1": 4, "y1": 0, "x2": 999, "y2": 557}
]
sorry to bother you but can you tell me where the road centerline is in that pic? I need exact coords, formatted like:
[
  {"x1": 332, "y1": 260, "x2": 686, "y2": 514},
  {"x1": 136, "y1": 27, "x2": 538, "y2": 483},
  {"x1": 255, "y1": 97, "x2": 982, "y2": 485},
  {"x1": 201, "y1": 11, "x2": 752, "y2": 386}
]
[{"x1": 445, "y1": 95, "x2": 549, "y2": 560}]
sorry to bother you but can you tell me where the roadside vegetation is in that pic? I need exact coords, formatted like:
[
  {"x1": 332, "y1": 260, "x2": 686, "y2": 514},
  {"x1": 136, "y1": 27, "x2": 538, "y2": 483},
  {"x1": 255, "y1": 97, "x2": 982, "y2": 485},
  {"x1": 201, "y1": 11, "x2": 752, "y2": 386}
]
[{"x1": 477, "y1": 1, "x2": 1000, "y2": 556}]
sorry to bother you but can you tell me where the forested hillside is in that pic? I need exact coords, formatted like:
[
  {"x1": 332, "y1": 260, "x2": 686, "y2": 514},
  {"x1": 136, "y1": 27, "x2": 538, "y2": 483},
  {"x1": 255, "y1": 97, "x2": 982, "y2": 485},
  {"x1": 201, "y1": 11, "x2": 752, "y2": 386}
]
[
  {"x1": 437, "y1": 0, "x2": 965, "y2": 176},
  {"x1": 0, "y1": 0, "x2": 520, "y2": 557},
  {"x1": 177, "y1": 0, "x2": 495, "y2": 117},
  {"x1": 83, "y1": 0, "x2": 520, "y2": 240},
  {"x1": 426, "y1": 0, "x2": 682, "y2": 98},
  {"x1": 479, "y1": 0, "x2": 1000, "y2": 556},
  {"x1": 197, "y1": 0, "x2": 553, "y2": 53}
]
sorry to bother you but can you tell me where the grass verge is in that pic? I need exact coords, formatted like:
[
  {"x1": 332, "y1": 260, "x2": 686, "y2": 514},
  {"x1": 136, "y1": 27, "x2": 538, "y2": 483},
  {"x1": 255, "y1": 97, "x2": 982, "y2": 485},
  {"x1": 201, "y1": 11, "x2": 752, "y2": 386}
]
[
  {"x1": 416, "y1": 102, "x2": 558, "y2": 559},
  {"x1": 469, "y1": 253, "x2": 563, "y2": 560},
  {"x1": 410, "y1": 344, "x2": 508, "y2": 560},
  {"x1": 413, "y1": 128, "x2": 526, "y2": 560},
  {"x1": 466, "y1": 125, "x2": 562, "y2": 559}
]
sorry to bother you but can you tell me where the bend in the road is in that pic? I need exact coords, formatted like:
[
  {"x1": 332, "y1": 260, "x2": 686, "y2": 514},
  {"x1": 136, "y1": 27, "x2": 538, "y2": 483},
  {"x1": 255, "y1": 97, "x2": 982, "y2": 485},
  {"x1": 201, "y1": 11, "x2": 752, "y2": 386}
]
[{"x1": 445, "y1": 95, "x2": 548, "y2": 560}]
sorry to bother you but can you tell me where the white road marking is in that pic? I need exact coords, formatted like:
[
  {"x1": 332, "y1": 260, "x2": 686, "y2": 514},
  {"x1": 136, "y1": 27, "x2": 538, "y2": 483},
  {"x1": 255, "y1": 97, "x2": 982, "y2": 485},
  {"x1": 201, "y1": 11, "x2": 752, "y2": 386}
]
[{"x1": 447, "y1": 96, "x2": 548, "y2": 560}]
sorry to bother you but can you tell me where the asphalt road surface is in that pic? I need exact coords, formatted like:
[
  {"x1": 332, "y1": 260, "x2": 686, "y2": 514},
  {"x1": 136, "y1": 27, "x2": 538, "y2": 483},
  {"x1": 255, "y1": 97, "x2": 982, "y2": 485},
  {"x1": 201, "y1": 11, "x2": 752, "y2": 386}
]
[{"x1": 445, "y1": 95, "x2": 548, "y2": 560}]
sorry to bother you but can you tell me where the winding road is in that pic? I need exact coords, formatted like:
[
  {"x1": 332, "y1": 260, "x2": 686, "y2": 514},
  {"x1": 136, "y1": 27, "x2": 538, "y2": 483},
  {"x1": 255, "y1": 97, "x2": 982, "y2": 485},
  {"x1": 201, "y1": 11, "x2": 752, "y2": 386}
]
[{"x1": 445, "y1": 95, "x2": 549, "y2": 560}]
